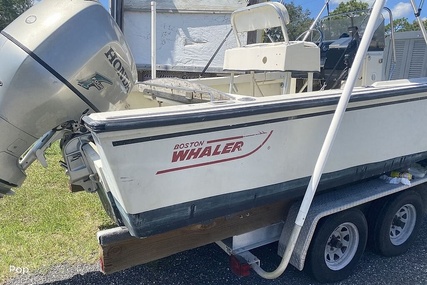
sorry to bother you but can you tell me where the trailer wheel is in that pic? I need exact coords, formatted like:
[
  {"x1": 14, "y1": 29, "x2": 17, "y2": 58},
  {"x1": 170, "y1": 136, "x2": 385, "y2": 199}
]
[
  {"x1": 306, "y1": 209, "x2": 367, "y2": 283},
  {"x1": 370, "y1": 190, "x2": 423, "y2": 257}
]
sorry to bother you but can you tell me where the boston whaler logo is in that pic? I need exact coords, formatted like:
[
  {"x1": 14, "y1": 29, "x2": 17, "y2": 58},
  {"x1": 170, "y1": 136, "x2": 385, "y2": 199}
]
[
  {"x1": 78, "y1": 73, "x2": 112, "y2": 90},
  {"x1": 156, "y1": 130, "x2": 273, "y2": 174}
]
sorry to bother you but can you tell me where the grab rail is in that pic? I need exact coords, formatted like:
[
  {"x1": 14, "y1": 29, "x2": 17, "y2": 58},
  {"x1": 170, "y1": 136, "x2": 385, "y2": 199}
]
[
  {"x1": 383, "y1": 7, "x2": 397, "y2": 80},
  {"x1": 251, "y1": 0, "x2": 387, "y2": 279},
  {"x1": 142, "y1": 78, "x2": 235, "y2": 103}
]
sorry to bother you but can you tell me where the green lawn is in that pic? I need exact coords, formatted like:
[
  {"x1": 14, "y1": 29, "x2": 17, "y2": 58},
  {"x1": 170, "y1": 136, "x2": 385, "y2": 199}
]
[{"x1": 0, "y1": 143, "x2": 114, "y2": 283}]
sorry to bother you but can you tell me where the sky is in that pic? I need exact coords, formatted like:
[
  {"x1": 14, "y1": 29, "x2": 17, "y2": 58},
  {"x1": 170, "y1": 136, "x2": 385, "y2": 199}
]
[
  {"x1": 100, "y1": 0, "x2": 109, "y2": 10},
  {"x1": 98, "y1": 0, "x2": 425, "y2": 22},
  {"x1": 283, "y1": 0, "x2": 425, "y2": 22}
]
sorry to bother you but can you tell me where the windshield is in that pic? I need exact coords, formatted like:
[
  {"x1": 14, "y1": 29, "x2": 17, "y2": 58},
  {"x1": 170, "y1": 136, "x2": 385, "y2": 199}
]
[{"x1": 319, "y1": 9, "x2": 385, "y2": 50}]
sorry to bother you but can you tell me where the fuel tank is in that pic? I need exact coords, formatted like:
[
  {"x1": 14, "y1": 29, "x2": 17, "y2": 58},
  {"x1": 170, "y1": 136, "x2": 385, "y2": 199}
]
[{"x1": 0, "y1": 0, "x2": 137, "y2": 194}]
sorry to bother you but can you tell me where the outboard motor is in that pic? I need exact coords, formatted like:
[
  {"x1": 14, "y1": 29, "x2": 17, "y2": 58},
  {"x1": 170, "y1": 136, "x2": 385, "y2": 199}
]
[{"x1": 0, "y1": 0, "x2": 137, "y2": 195}]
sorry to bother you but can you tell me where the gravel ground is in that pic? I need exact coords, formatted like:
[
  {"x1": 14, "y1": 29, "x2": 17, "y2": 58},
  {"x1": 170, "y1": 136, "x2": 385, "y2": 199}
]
[{"x1": 5, "y1": 217, "x2": 427, "y2": 285}]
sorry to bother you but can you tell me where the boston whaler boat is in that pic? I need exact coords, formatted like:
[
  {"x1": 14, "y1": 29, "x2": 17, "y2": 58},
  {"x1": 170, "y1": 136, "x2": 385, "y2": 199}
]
[
  {"x1": 1, "y1": 0, "x2": 427, "y2": 281},
  {"x1": 81, "y1": 0, "x2": 427, "y2": 237}
]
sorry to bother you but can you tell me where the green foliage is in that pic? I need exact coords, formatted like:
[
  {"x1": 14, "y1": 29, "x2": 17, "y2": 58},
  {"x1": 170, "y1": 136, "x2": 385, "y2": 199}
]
[
  {"x1": 328, "y1": 0, "x2": 426, "y2": 33},
  {"x1": 285, "y1": 1, "x2": 313, "y2": 40},
  {"x1": 330, "y1": 0, "x2": 369, "y2": 15},
  {"x1": 265, "y1": 1, "x2": 313, "y2": 42},
  {"x1": 0, "y1": 0, "x2": 32, "y2": 30},
  {"x1": 385, "y1": 17, "x2": 427, "y2": 33}
]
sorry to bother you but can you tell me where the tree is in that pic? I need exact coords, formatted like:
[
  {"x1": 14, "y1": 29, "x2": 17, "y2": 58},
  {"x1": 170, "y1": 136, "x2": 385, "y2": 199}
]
[
  {"x1": 330, "y1": 0, "x2": 369, "y2": 15},
  {"x1": 0, "y1": 0, "x2": 32, "y2": 30},
  {"x1": 385, "y1": 17, "x2": 427, "y2": 33},
  {"x1": 264, "y1": 1, "x2": 313, "y2": 41},
  {"x1": 386, "y1": 17, "x2": 413, "y2": 33},
  {"x1": 285, "y1": 1, "x2": 313, "y2": 40}
]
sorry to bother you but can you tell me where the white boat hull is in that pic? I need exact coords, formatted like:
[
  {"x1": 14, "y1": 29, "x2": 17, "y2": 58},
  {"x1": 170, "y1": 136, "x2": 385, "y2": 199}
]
[{"x1": 84, "y1": 78, "x2": 427, "y2": 237}]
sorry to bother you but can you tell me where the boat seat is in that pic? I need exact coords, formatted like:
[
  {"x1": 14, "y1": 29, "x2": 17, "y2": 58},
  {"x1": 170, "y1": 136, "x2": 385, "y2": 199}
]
[
  {"x1": 230, "y1": 2, "x2": 291, "y2": 47},
  {"x1": 223, "y1": 2, "x2": 320, "y2": 72}
]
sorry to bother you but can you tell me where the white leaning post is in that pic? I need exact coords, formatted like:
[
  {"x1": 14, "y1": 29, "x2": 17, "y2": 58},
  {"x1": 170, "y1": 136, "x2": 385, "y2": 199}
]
[{"x1": 251, "y1": 0, "x2": 387, "y2": 279}]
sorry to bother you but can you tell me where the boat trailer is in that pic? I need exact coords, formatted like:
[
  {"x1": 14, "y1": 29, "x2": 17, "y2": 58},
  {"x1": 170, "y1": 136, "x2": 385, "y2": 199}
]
[
  {"x1": 97, "y1": 0, "x2": 427, "y2": 282},
  {"x1": 98, "y1": 174, "x2": 427, "y2": 282}
]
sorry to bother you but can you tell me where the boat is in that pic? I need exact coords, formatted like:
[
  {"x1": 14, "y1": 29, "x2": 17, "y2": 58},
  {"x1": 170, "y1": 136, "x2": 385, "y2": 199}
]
[{"x1": 1, "y1": 0, "x2": 427, "y2": 238}]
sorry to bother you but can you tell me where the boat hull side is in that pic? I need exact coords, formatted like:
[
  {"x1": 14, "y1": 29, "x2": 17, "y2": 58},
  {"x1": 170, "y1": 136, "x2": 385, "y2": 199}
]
[
  {"x1": 84, "y1": 80, "x2": 427, "y2": 238},
  {"x1": 88, "y1": 90, "x2": 427, "y2": 215},
  {"x1": 109, "y1": 151, "x2": 427, "y2": 238}
]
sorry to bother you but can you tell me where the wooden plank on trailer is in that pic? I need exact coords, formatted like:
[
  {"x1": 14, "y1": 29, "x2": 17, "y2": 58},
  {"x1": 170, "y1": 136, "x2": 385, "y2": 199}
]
[{"x1": 99, "y1": 200, "x2": 290, "y2": 274}]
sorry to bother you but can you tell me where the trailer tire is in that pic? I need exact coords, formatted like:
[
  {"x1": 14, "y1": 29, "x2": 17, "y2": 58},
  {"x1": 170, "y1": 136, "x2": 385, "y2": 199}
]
[
  {"x1": 306, "y1": 209, "x2": 367, "y2": 283},
  {"x1": 370, "y1": 190, "x2": 423, "y2": 257}
]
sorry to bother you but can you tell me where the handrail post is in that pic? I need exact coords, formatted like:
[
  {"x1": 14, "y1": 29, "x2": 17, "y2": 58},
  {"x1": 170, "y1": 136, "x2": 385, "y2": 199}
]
[
  {"x1": 296, "y1": 0, "x2": 386, "y2": 245},
  {"x1": 251, "y1": 0, "x2": 387, "y2": 279}
]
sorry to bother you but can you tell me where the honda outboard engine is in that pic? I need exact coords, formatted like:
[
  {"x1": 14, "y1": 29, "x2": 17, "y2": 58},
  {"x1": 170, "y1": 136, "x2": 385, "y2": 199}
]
[{"x1": 0, "y1": 0, "x2": 137, "y2": 194}]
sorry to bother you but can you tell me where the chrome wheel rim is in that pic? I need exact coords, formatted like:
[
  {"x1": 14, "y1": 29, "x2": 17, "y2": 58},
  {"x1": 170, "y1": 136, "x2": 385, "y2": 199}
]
[
  {"x1": 390, "y1": 204, "x2": 416, "y2": 246},
  {"x1": 324, "y1": 222, "x2": 359, "y2": 271}
]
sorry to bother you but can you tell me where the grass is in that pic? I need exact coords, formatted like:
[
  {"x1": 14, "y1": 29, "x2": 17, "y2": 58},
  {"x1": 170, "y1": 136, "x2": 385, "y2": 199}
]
[{"x1": 0, "y1": 143, "x2": 114, "y2": 283}]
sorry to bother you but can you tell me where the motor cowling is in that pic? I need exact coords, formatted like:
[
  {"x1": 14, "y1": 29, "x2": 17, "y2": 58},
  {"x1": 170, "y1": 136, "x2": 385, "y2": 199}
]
[{"x1": 0, "y1": 0, "x2": 137, "y2": 194}]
